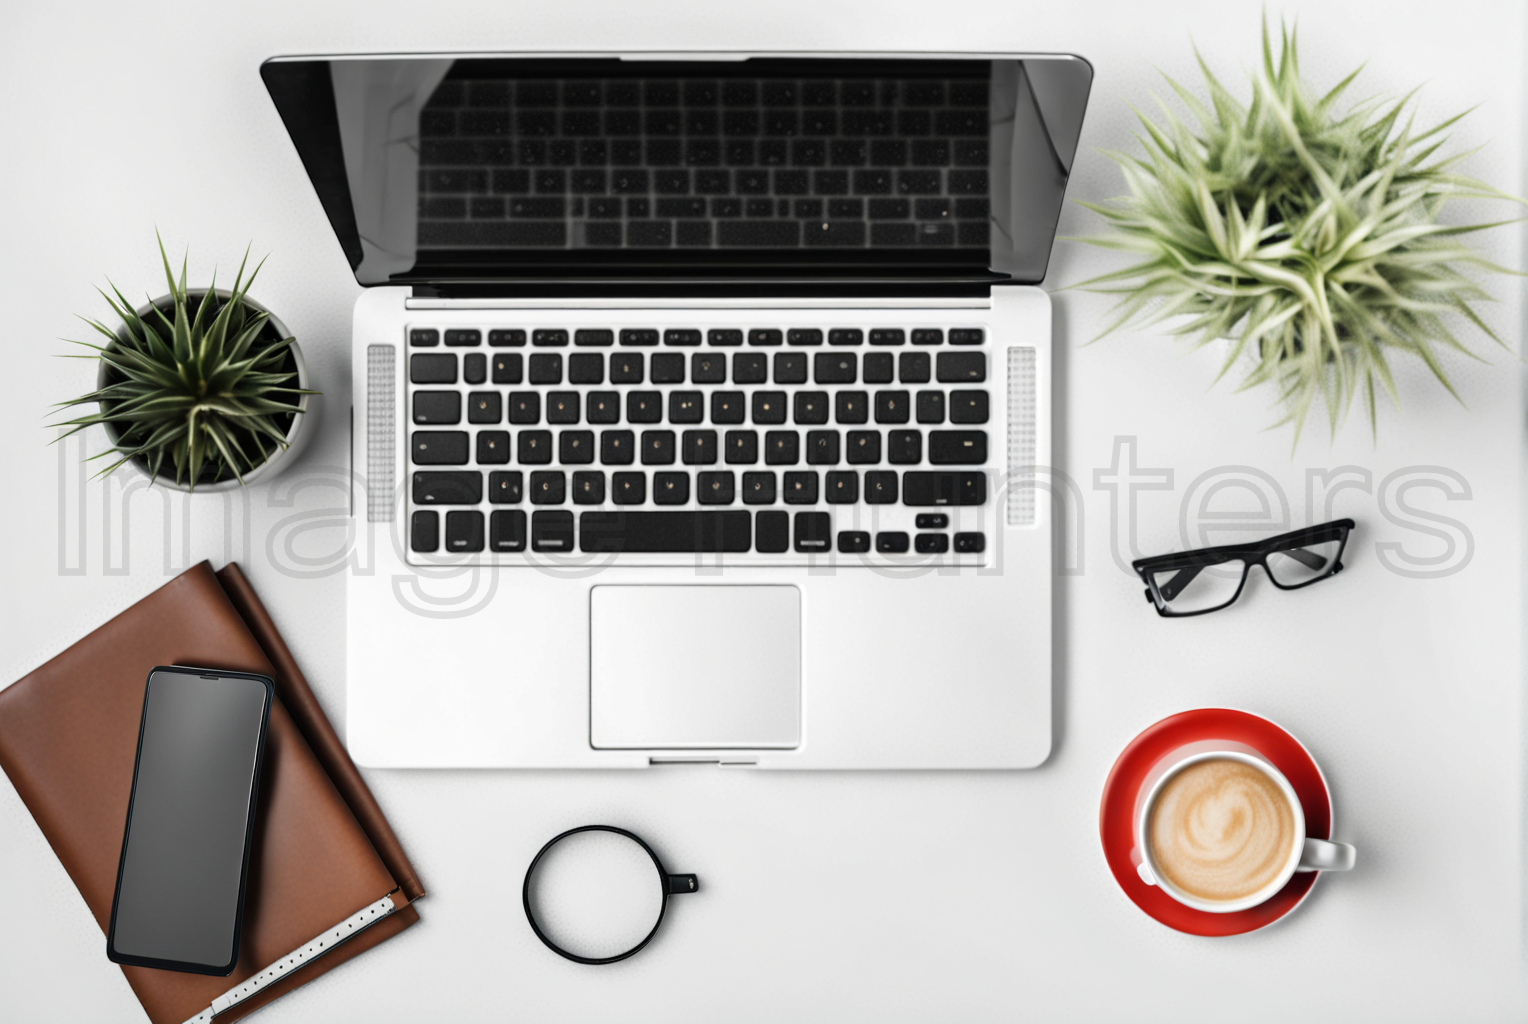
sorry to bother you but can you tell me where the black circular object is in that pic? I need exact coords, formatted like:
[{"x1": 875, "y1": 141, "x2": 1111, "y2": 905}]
[{"x1": 522, "y1": 825, "x2": 699, "y2": 965}]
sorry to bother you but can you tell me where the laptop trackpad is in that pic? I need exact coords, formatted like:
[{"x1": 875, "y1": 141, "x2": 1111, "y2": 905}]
[{"x1": 590, "y1": 585, "x2": 800, "y2": 749}]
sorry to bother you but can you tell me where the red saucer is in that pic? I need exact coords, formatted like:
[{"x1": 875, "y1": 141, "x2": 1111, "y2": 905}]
[{"x1": 1099, "y1": 708, "x2": 1333, "y2": 936}]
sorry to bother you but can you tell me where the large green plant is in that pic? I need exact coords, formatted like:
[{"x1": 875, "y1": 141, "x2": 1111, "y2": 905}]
[
  {"x1": 1077, "y1": 22, "x2": 1517, "y2": 440},
  {"x1": 54, "y1": 238, "x2": 314, "y2": 488}
]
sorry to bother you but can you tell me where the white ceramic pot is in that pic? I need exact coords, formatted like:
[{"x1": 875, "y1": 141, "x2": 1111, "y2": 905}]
[{"x1": 98, "y1": 289, "x2": 312, "y2": 492}]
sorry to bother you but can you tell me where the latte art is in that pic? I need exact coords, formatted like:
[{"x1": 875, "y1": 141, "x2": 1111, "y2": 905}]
[{"x1": 1148, "y1": 759, "x2": 1296, "y2": 903}]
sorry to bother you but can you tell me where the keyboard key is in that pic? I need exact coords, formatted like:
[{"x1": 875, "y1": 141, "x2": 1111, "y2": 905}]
[
  {"x1": 765, "y1": 431, "x2": 799, "y2": 464},
  {"x1": 445, "y1": 329, "x2": 481, "y2": 347},
  {"x1": 756, "y1": 510, "x2": 790, "y2": 552},
  {"x1": 490, "y1": 510, "x2": 527, "y2": 551},
  {"x1": 410, "y1": 353, "x2": 456, "y2": 384},
  {"x1": 837, "y1": 530, "x2": 871, "y2": 553},
  {"x1": 815, "y1": 352, "x2": 857, "y2": 384},
  {"x1": 651, "y1": 353, "x2": 685, "y2": 383},
  {"x1": 610, "y1": 353, "x2": 644, "y2": 384},
  {"x1": 794, "y1": 391, "x2": 829, "y2": 424},
  {"x1": 937, "y1": 351, "x2": 985, "y2": 383},
  {"x1": 529, "y1": 353, "x2": 563, "y2": 384},
  {"x1": 518, "y1": 430, "x2": 552, "y2": 464},
  {"x1": 743, "y1": 471, "x2": 777, "y2": 504},
  {"x1": 829, "y1": 328, "x2": 864, "y2": 346},
  {"x1": 746, "y1": 391, "x2": 782, "y2": 424},
  {"x1": 748, "y1": 328, "x2": 783, "y2": 346},
  {"x1": 835, "y1": 391, "x2": 869, "y2": 424},
  {"x1": 862, "y1": 352, "x2": 894, "y2": 385},
  {"x1": 870, "y1": 328, "x2": 906, "y2": 346},
  {"x1": 949, "y1": 390, "x2": 989, "y2": 424},
  {"x1": 587, "y1": 391, "x2": 620, "y2": 424},
  {"x1": 410, "y1": 328, "x2": 440, "y2": 347},
  {"x1": 463, "y1": 353, "x2": 487, "y2": 385},
  {"x1": 787, "y1": 328, "x2": 824, "y2": 346},
  {"x1": 546, "y1": 392, "x2": 580, "y2": 424},
  {"x1": 806, "y1": 430, "x2": 840, "y2": 464},
  {"x1": 612, "y1": 472, "x2": 646, "y2": 504},
  {"x1": 708, "y1": 328, "x2": 744, "y2": 346},
  {"x1": 682, "y1": 430, "x2": 718, "y2": 465},
  {"x1": 533, "y1": 329, "x2": 569, "y2": 347},
  {"x1": 412, "y1": 431, "x2": 469, "y2": 465},
  {"x1": 903, "y1": 472, "x2": 986, "y2": 505},
  {"x1": 462, "y1": 392, "x2": 497, "y2": 424},
  {"x1": 643, "y1": 430, "x2": 676, "y2": 465},
  {"x1": 560, "y1": 430, "x2": 594, "y2": 464},
  {"x1": 572, "y1": 471, "x2": 605, "y2": 504},
  {"x1": 628, "y1": 391, "x2": 663, "y2": 423},
  {"x1": 733, "y1": 352, "x2": 767, "y2": 384},
  {"x1": 930, "y1": 430, "x2": 987, "y2": 465},
  {"x1": 846, "y1": 430, "x2": 881, "y2": 464},
  {"x1": 489, "y1": 329, "x2": 526, "y2": 347},
  {"x1": 599, "y1": 430, "x2": 634, "y2": 465},
  {"x1": 620, "y1": 329, "x2": 659, "y2": 346},
  {"x1": 532, "y1": 510, "x2": 575, "y2": 552},
  {"x1": 898, "y1": 352, "x2": 931, "y2": 384},
  {"x1": 917, "y1": 391, "x2": 946, "y2": 424},
  {"x1": 949, "y1": 328, "x2": 985, "y2": 345},
  {"x1": 711, "y1": 391, "x2": 746, "y2": 424},
  {"x1": 698, "y1": 471, "x2": 735, "y2": 504},
  {"x1": 664, "y1": 328, "x2": 702, "y2": 346},
  {"x1": 916, "y1": 513, "x2": 949, "y2": 529},
  {"x1": 530, "y1": 471, "x2": 565, "y2": 504},
  {"x1": 783, "y1": 471, "x2": 818, "y2": 504},
  {"x1": 490, "y1": 471, "x2": 523, "y2": 504},
  {"x1": 575, "y1": 329, "x2": 614, "y2": 347},
  {"x1": 876, "y1": 531, "x2": 910, "y2": 554},
  {"x1": 492, "y1": 353, "x2": 523, "y2": 384},
  {"x1": 825, "y1": 470, "x2": 858, "y2": 503},
  {"x1": 669, "y1": 391, "x2": 704, "y2": 423},
  {"x1": 569, "y1": 353, "x2": 604, "y2": 384},
  {"x1": 774, "y1": 352, "x2": 808, "y2": 384},
  {"x1": 413, "y1": 391, "x2": 461, "y2": 425},
  {"x1": 410, "y1": 510, "x2": 439, "y2": 552},
  {"x1": 865, "y1": 471, "x2": 898, "y2": 503},
  {"x1": 445, "y1": 510, "x2": 485, "y2": 552},
  {"x1": 579, "y1": 510, "x2": 750, "y2": 552},
  {"x1": 413, "y1": 471, "x2": 482, "y2": 505},
  {"x1": 794, "y1": 512, "x2": 832, "y2": 552},
  {"x1": 692, "y1": 352, "x2": 727, "y2": 383},
  {"x1": 954, "y1": 532, "x2": 986, "y2": 553},
  {"x1": 508, "y1": 392, "x2": 541, "y2": 424},
  {"x1": 887, "y1": 430, "x2": 922, "y2": 464},
  {"x1": 911, "y1": 329, "x2": 943, "y2": 346},
  {"x1": 915, "y1": 533, "x2": 949, "y2": 554},
  {"x1": 875, "y1": 391, "x2": 911, "y2": 424},
  {"x1": 476, "y1": 431, "x2": 511, "y2": 464}
]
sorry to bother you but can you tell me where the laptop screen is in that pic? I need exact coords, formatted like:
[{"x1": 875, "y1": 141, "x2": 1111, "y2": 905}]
[{"x1": 261, "y1": 56, "x2": 1090, "y2": 290}]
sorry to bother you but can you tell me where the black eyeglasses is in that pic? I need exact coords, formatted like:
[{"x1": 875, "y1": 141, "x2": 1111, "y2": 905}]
[{"x1": 1132, "y1": 519, "x2": 1353, "y2": 617}]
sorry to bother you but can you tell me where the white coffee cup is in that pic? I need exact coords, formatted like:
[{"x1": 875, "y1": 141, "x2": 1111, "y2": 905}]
[{"x1": 1134, "y1": 748, "x2": 1356, "y2": 914}]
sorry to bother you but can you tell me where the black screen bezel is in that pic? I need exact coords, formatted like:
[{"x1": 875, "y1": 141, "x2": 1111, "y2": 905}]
[{"x1": 105, "y1": 666, "x2": 274, "y2": 977}]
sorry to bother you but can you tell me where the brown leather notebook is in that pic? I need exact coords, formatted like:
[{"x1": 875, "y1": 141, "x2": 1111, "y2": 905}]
[{"x1": 0, "y1": 562, "x2": 425, "y2": 1024}]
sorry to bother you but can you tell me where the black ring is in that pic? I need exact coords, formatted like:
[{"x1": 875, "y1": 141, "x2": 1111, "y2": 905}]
[{"x1": 522, "y1": 825, "x2": 697, "y2": 965}]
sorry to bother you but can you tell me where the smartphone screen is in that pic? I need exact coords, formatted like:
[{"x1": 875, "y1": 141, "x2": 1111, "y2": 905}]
[{"x1": 107, "y1": 667, "x2": 273, "y2": 975}]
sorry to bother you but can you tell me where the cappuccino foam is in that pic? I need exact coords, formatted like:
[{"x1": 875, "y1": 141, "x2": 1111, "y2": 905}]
[{"x1": 1148, "y1": 759, "x2": 1296, "y2": 903}]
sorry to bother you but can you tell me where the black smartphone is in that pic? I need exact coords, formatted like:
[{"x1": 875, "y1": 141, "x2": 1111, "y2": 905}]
[{"x1": 106, "y1": 666, "x2": 274, "y2": 975}]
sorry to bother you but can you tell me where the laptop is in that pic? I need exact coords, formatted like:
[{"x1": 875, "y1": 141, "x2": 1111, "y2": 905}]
[{"x1": 261, "y1": 52, "x2": 1091, "y2": 768}]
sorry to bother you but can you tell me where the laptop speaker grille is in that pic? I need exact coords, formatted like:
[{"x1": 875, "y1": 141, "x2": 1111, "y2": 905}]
[
  {"x1": 366, "y1": 344, "x2": 395, "y2": 523},
  {"x1": 1006, "y1": 346, "x2": 1036, "y2": 526}
]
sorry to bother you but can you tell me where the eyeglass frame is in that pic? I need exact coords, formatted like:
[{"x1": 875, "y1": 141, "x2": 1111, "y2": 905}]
[{"x1": 1131, "y1": 519, "x2": 1354, "y2": 618}]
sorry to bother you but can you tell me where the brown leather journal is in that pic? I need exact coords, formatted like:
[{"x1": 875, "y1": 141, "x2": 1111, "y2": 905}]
[{"x1": 0, "y1": 562, "x2": 425, "y2": 1024}]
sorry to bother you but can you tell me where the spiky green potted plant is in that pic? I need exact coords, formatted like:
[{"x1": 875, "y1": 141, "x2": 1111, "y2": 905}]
[
  {"x1": 1076, "y1": 21, "x2": 1518, "y2": 441},
  {"x1": 54, "y1": 240, "x2": 316, "y2": 491}
]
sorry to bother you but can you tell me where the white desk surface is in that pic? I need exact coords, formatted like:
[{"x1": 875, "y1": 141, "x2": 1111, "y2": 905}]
[{"x1": 3, "y1": 1, "x2": 1525, "y2": 1020}]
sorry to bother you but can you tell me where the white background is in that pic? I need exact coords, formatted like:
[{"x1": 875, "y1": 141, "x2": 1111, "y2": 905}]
[{"x1": 3, "y1": 0, "x2": 1526, "y2": 1020}]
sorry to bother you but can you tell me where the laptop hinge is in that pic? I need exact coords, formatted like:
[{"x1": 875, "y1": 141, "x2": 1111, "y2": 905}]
[{"x1": 409, "y1": 279, "x2": 999, "y2": 301}]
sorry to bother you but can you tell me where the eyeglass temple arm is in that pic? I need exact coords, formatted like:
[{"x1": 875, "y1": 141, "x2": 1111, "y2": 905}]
[
  {"x1": 1158, "y1": 565, "x2": 1203, "y2": 602},
  {"x1": 1277, "y1": 545, "x2": 1329, "y2": 570}
]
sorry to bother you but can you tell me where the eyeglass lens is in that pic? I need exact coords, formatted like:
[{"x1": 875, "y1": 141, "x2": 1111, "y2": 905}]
[{"x1": 1149, "y1": 559, "x2": 1248, "y2": 613}]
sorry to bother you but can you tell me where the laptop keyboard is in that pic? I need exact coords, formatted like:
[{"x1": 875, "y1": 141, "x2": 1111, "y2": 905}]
[
  {"x1": 415, "y1": 74, "x2": 991, "y2": 251},
  {"x1": 404, "y1": 324, "x2": 994, "y2": 563}
]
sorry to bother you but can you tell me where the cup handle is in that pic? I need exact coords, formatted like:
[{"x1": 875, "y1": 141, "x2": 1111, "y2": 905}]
[{"x1": 1297, "y1": 837, "x2": 1356, "y2": 872}]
